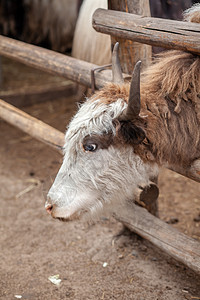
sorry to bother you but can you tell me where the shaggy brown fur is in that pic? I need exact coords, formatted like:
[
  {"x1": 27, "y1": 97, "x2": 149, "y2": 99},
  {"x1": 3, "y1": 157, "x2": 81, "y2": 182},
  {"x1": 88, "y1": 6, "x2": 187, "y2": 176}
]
[
  {"x1": 90, "y1": 49, "x2": 200, "y2": 169},
  {"x1": 91, "y1": 73, "x2": 200, "y2": 168},
  {"x1": 89, "y1": 4, "x2": 200, "y2": 170},
  {"x1": 141, "y1": 50, "x2": 200, "y2": 118},
  {"x1": 139, "y1": 49, "x2": 200, "y2": 168},
  {"x1": 91, "y1": 83, "x2": 130, "y2": 105}
]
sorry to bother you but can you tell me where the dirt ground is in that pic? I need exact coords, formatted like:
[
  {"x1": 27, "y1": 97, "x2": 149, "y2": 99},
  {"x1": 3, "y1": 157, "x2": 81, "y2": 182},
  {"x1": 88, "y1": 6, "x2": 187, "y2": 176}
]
[{"x1": 0, "y1": 59, "x2": 200, "y2": 300}]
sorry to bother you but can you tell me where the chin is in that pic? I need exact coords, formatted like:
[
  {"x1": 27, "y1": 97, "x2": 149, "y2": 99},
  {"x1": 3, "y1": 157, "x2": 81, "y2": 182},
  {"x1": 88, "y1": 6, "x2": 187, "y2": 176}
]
[{"x1": 51, "y1": 205, "x2": 88, "y2": 222}]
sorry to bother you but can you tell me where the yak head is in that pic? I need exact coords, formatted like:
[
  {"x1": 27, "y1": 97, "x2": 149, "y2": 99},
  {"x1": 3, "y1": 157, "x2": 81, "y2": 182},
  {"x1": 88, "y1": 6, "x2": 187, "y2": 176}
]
[{"x1": 46, "y1": 43, "x2": 158, "y2": 221}]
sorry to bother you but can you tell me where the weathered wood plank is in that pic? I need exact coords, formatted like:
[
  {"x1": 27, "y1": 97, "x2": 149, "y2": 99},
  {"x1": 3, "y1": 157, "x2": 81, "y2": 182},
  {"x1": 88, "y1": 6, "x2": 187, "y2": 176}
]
[
  {"x1": 113, "y1": 203, "x2": 200, "y2": 274},
  {"x1": 93, "y1": 9, "x2": 200, "y2": 54},
  {"x1": 0, "y1": 99, "x2": 65, "y2": 152},
  {"x1": 0, "y1": 35, "x2": 113, "y2": 90},
  {"x1": 170, "y1": 160, "x2": 200, "y2": 184},
  {"x1": 0, "y1": 56, "x2": 2, "y2": 88},
  {"x1": 107, "y1": 0, "x2": 157, "y2": 214},
  {"x1": 0, "y1": 81, "x2": 75, "y2": 107},
  {"x1": 108, "y1": 0, "x2": 152, "y2": 74}
]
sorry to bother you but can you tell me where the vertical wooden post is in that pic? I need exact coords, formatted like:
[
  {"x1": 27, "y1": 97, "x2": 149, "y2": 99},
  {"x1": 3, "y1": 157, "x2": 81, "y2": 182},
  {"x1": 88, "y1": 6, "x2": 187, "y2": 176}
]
[
  {"x1": 0, "y1": 56, "x2": 2, "y2": 88},
  {"x1": 108, "y1": 0, "x2": 157, "y2": 216},
  {"x1": 108, "y1": 0, "x2": 152, "y2": 74}
]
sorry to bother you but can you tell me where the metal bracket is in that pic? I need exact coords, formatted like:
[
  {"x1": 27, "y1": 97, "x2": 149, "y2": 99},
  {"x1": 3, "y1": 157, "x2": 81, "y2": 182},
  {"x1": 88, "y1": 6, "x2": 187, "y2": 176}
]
[{"x1": 91, "y1": 64, "x2": 112, "y2": 93}]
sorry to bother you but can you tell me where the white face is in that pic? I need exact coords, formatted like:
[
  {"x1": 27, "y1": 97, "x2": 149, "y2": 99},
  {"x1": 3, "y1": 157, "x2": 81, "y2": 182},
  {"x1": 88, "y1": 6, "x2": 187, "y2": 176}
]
[{"x1": 46, "y1": 97, "x2": 158, "y2": 221}]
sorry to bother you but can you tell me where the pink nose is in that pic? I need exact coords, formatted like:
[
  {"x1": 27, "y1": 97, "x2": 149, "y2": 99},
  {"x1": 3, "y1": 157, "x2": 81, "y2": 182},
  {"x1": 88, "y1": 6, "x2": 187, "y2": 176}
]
[{"x1": 45, "y1": 203, "x2": 53, "y2": 215}]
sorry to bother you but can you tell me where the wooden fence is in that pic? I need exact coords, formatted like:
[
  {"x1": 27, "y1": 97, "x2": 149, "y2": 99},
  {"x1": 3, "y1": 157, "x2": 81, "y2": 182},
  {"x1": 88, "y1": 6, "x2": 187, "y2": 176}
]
[
  {"x1": 0, "y1": 8, "x2": 200, "y2": 274},
  {"x1": 93, "y1": 8, "x2": 200, "y2": 54}
]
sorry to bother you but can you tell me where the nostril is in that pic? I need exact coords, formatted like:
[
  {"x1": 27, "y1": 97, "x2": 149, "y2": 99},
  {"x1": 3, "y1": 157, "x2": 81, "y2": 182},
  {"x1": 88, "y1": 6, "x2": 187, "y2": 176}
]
[{"x1": 45, "y1": 203, "x2": 53, "y2": 215}]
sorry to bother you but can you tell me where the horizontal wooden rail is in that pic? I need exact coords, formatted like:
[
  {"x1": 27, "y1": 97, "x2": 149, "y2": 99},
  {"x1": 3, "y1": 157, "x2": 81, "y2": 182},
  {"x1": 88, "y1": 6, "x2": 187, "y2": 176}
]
[
  {"x1": 113, "y1": 203, "x2": 200, "y2": 274},
  {"x1": 93, "y1": 9, "x2": 200, "y2": 55},
  {"x1": 1, "y1": 98, "x2": 200, "y2": 273},
  {"x1": 0, "y1": 81, "x2": 75, "y2": 107},
  {"x1": 0, "y1": 99, "x2": 65, "y2": 152},
  {"x1": 0, "y1": 35, "x2": 113, "y2": 89},
  {"x1": 170, "y1": 163, "x2": 200, "y2": 185}
]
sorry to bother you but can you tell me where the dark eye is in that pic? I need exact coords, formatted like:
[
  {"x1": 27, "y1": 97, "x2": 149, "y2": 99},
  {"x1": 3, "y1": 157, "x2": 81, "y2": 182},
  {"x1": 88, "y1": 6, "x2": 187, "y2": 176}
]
[{"x1": 83, "y1": 143, "x2": 97, "y2": 152}]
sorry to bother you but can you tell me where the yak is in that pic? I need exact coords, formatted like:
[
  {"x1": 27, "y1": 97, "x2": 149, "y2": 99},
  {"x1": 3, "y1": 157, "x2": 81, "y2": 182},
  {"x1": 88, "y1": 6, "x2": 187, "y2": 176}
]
[{"x1": 46, "y1": 4, "x2": 200, "y2": 221}]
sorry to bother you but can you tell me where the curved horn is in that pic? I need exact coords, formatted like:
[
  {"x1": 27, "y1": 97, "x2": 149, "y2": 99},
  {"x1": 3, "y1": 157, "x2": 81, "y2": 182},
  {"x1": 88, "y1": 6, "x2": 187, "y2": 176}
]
[
  {"x1": 119, "y1": 61, "x2": 141, "y2": 121},
  {"x1": 112, "y1": 42, "x2": 124, "y2": 84}
]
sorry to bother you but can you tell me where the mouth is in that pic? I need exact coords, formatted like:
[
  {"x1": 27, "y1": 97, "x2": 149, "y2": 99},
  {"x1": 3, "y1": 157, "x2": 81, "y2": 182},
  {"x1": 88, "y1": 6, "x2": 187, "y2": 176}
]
[
  {"x1": 51, "y1": 208, "x2": 88, "y2": 222},
  {"x1": 50, "y1": 206, "x2": 83, "y2": 220},
  {"x1": 55, "y1": 217, "x2": 71, "y2": 222},
  {"x1": 53, "y1": 213, "x2": 81, "y2": 222},
  {"x1": 45, "y1": 196, "x2": 93, "y2": 221}
]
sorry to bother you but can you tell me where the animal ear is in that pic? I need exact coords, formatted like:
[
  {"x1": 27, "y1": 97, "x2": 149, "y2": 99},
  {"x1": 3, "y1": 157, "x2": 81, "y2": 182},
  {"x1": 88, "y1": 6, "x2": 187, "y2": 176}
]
[
  {"x1": 115, "y1": 119, "x2": 145, "y2": 145},
  {"x1": 118, "y1": 61, "x2": 141, "y2": 121}
]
